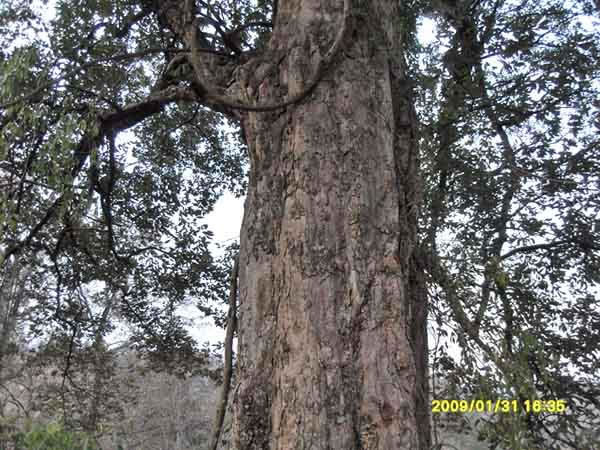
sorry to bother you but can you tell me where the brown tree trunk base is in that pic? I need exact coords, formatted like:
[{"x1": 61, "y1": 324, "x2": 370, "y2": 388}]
[{"x1": 231, "y1": 2, "x2": 427, "y2": 448}]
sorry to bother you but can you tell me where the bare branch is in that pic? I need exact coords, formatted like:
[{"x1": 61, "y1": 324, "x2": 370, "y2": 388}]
[
  {"x1": 500, "y1": 240, "x2": 571, "y2": 260},
  {"x1": 210, "y1": 253, "x2": 239, "y2": 450},
  {"x1": 229, "y1": 21, "x2": 273, "y2": 34}
]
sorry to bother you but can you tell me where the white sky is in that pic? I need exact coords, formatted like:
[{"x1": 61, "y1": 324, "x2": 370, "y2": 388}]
[
  {"x1": 186, "y1": 192, "x2": 245, "y2": 345},
  {"x1": 205, "y1": 192, "x2": 245, "y2": 249}
]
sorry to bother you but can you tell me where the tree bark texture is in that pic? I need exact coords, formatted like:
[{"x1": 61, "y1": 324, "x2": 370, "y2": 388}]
[{"x1": 232, "y1": 1, "x2": 424, "y2": 448}]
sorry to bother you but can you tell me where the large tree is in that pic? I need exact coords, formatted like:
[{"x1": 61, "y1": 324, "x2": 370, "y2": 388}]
[
  {"x1": 420, "y1": 0, "x2": 600, "y2": 447},
  {"x1": 1, "y1": 0, "x2": 599, "y2": 449},
  {"x1": 1, "y1": 0, "x2": 427, "y2": 448},
  {"x1": 230, "y1": 1, "x2": 425, "y2": 448}
]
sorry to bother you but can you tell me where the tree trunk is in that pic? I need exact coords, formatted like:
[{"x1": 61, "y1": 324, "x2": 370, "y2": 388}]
[{"x1": 232, "y1": 1, "x2": 425, "y2": 448}]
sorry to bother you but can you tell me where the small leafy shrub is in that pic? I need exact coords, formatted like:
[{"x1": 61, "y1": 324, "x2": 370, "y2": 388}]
[{"x1": 13, "y1": 422, "x2": 97, "y2": 450}]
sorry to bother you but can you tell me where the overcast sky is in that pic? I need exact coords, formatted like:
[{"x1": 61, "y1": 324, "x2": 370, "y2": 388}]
[{"x1": 187, "y1": 192, "x2": 245, "y2": 345}]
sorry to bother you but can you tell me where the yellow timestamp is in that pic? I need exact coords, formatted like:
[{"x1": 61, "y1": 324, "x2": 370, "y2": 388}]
[{"x1": 431, "y1": 399, "x2": 567, "y2": 414}]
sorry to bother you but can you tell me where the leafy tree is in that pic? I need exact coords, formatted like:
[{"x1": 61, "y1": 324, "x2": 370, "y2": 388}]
[
  {"x1": 420, "y1": 0, "x2": 600, "y2": 447},
  {"x1": 0, "y1": 0, "x2": 599, "y2": 449},
  {"x1": 0, "y1": 0, "x2": 241, "y2": 438}
]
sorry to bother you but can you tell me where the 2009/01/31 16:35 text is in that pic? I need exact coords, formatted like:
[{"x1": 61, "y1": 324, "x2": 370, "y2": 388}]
[{"x1": 431, "y1": 399, "x2": 567, "y2": 414}]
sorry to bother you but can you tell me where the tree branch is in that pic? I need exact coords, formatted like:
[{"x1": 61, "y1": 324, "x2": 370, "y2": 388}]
[
  {"x1": 500, "y1": 240, "x2": 572, "y2": 260},
  {"x1": 210, "y1": 253, "x2": 239, "y2": 450},
  {"x1": 0, "y1": 87, "x2": 196, "y2": 264},
  {"x1": 184, "y1": 0, "x2": 351, "y2": 112}
]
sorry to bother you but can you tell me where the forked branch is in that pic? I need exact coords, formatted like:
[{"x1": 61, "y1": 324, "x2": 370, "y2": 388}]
[{"x1": 184, "y1": 0, "x2": 351, "y2": 112}]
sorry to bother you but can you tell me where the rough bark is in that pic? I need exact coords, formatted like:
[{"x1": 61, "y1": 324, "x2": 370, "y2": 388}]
[{"x1": 231, "y1": 1, "x2": 424, "y2": 448}]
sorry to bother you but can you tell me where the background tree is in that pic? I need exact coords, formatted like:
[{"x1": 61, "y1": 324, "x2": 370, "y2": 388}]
[
  {"x1": 2, "y1": 0, "x2": 427, "y2": 447},
  {"x1": 0, "y1": 0, "x2": 242, "y2": 441},
  {"x1": 419, "y1": 0, "x2": 600, "y2": 447}
]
